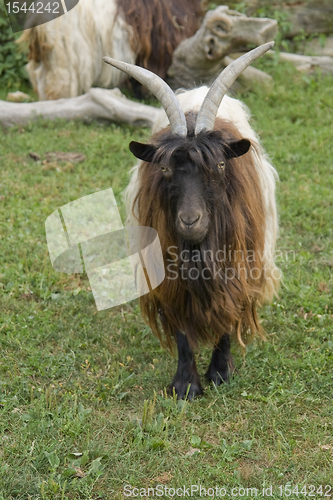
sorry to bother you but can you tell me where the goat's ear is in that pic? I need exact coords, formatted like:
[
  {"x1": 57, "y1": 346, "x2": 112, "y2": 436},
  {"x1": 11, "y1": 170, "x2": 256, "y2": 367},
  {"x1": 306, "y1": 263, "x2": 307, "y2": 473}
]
[
  {"x1": 129, "y1": 141, "x2": 157, "y2": 162},
  {"x1": 225, "y1": 139, "x2": 251, "y2": 159}
]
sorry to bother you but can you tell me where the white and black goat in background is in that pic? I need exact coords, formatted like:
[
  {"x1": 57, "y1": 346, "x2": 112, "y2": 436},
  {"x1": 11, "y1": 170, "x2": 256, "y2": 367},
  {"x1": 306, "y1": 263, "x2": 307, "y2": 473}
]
[{"x1": 104, "y1": 43, "x2": 280, "y2": 399}]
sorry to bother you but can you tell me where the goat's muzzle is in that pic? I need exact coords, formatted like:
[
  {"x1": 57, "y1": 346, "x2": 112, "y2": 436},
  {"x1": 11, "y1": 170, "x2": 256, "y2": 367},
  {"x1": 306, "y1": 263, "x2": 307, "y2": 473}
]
[{"x1": 176, "y1": 211, "x2": 209, "y2": 243}]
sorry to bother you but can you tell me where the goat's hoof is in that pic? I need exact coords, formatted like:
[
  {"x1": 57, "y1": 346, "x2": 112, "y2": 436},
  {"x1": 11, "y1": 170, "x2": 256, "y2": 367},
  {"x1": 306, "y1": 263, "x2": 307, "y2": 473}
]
[
  {"x1": 205, "y1": 361, "x2": 235, "y2": 386},
  {"x1": 168, "y1": 379, "x2": 203, "y2": 400}
]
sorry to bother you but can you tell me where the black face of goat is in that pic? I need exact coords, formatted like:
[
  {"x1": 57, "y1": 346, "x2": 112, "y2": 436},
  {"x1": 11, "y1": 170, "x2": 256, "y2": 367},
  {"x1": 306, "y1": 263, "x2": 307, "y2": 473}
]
[{"x1": 129, "y1": 134, "x2": 251, "y2": 245}]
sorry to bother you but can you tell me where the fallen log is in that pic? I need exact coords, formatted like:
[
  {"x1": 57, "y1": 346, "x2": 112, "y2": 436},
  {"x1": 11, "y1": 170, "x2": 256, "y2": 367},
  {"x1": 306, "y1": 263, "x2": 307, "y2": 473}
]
[
  {"x1": 228, "y1": 49, "x2": 333, "y2": 77},
  {"x1": 275, "y1": 52, "x2": 333, "y2": 75},
  {"x1": 0, "y1": 88, "x2": 160, "y2": 128},
  {"x1": 167, "y1": 6, "x2": 277, "y2": 89},
  {"x1": 203, "y1": 0, "x2": 333, "y2": 38}
]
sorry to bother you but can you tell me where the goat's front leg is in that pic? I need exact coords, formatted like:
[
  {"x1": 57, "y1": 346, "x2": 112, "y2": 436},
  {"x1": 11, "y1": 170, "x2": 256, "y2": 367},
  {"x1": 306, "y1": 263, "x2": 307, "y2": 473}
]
[
  {"x1": 205, "y1": 334, "x2": 235, "y2": 386},
  {"x1": 168, "y1": 331, "x2": 203, "y2": 400}
]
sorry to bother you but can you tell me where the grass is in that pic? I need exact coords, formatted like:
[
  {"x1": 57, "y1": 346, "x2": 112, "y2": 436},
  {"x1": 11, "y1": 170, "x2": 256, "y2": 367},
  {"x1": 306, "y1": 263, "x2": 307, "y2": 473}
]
[{"x1": 0, "y1": 61, "x2": 333, "y2": 499}]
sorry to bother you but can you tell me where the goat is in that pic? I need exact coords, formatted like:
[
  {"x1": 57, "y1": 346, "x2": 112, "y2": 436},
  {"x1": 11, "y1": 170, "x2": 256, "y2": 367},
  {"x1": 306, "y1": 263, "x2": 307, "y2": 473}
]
[
  {"x1": 17, "y1": 0, "x2": 202, "y2": 100},
  {"x1": 104, "y1": 43, "x2": 280, "y2": 399}
]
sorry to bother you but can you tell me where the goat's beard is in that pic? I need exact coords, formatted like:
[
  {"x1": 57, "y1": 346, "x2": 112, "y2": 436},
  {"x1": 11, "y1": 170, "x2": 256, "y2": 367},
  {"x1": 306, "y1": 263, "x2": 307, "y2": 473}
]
[{"x1": 139, "y1": 198, "x2": 266, "y2": 352}]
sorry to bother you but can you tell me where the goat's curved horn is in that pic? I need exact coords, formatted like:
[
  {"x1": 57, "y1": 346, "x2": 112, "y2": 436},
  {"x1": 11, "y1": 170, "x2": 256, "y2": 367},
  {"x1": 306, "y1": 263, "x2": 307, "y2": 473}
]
[
  {"x1": 195, "y1": 41, "x2": 275, "y2": 135},
  {"x1": 103, "y1": 57, "x2": 187, "y2": 137}
]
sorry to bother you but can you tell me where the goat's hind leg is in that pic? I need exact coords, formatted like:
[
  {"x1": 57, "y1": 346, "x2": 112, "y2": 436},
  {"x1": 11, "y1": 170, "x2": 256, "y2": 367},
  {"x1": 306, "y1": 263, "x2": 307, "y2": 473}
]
[
  {"x1": 205, "y1": 335, "x2": 235, "y2": 386},
  {"x1": 168, "y1": 331, "x2": 203, "y2": 400}
]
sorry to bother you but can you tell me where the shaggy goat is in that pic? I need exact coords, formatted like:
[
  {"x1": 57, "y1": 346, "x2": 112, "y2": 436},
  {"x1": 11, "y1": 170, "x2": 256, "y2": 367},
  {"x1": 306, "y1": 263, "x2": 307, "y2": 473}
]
[
  {"x1": 18, "y1": 0, "x2": 202, "y2": 100},
  {"x1": 104, "y1": 43, "x2": 280, "y2": 399}
]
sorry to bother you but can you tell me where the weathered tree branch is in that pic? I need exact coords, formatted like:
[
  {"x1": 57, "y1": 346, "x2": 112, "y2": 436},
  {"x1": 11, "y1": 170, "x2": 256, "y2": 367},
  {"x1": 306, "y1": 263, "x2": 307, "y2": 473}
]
[
  {"x1": 167, "y1": 6, "x2": 277, "y2": 89},
  {"x1": 275, "y1": 51, "x2": 333, "y2": 75},
  {"x1": 0, "y1": 88, "x2": 160, "y2": 128},
  {"x1": 202, "y1": 0, "x2": 333, "y2": 38}
]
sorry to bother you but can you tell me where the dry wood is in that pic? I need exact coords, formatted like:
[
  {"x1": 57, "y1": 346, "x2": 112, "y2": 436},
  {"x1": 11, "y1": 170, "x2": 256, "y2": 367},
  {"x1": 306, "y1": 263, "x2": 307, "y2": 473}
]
[
  {"x1": 229, "y1": 49, "x2": 333, "y2": 77},
  {"x1": 167, "y1": 6, "x2": 277, "y2": 89},
  {"x1": 0, "y1": 88, "x2": 160, "y2": 128},
  {"x1": 203, "y1": 0, "x2": 333, "y2": 38},
  {"x1": 276, "y1": 52, "x2": 333, "y2": 75}
]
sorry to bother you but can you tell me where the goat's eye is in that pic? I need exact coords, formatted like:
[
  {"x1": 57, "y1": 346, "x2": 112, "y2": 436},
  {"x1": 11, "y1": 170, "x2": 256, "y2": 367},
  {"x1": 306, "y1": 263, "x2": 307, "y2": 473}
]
[
  {"x1": 160, "y1": 165, "x2": 172, "y2": 178},
  {"x1": 218, "y1": 161, "x2": 225, "y2": 170}
]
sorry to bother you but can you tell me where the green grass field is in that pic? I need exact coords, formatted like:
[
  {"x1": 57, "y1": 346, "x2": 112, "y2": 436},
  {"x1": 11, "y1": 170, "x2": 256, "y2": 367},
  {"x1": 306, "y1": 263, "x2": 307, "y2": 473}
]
[{"x1": 0, "y1": 61, "x2": 333, "y2": 499}]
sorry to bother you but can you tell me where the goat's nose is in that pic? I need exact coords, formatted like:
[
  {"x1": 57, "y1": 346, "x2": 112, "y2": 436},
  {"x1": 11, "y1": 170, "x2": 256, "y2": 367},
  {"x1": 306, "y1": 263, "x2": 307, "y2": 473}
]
[{"x1": 179, "y1": 213, "x2": 202, "y2": 228}]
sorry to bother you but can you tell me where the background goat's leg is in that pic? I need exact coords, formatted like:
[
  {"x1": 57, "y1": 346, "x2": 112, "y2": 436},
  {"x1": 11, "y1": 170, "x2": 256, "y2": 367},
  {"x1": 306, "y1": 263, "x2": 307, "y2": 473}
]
[
  {"x1": 168, "y1": 331, "x2": 203, "y2": 400},
  {"x1": 205, "y1": 335, "x2": 235, "y2": 386}
]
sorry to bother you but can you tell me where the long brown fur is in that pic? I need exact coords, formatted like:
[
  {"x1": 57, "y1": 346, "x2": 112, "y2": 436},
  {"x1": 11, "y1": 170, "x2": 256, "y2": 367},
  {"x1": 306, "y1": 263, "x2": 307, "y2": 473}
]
[
  {"x1": 134, "y1": 114, "x2": 267, "y2": 352},
  {"x1": 117, "y1": 0, "x2": 203, "y2": 78},
  {"x1": 19, "y1": 0, "x2": 203, "y2": 81},
  {"x1": 18, "y1": 28, "x2": 50, "y2": 65}
]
